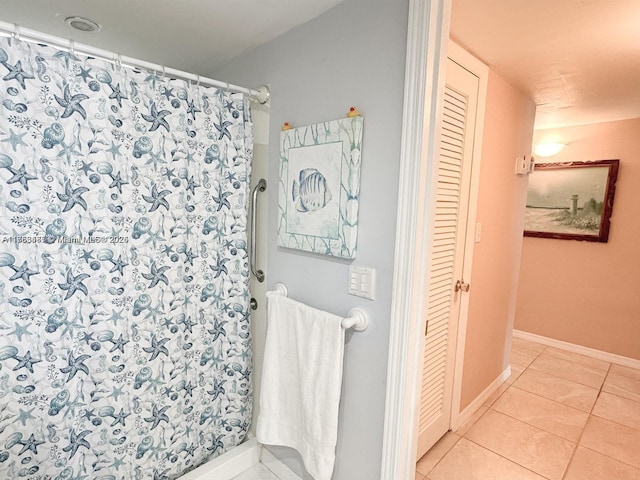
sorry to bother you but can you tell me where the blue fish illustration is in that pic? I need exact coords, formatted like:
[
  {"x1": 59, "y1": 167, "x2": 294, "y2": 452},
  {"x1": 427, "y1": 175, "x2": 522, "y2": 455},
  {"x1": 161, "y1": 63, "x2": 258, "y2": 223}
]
[{"x1": 291, "y1": 168, "x2": 332, "y2": 212}]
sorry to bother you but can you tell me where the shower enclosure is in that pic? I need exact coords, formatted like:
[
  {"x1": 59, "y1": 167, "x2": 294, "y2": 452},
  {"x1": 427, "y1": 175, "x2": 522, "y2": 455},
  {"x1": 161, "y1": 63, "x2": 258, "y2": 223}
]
[{"x1": 0, "y1": 33, "x2": 256, "y2": 479}]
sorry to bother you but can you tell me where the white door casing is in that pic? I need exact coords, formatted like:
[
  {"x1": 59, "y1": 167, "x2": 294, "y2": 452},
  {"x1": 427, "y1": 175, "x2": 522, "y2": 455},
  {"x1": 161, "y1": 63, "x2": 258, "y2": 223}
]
[
  {"x1": 380, "y1": 1, "x2": 451, "y2": 477},
  {"x1": 379, "y1": 0, "x2": 492, "y2": 473}
]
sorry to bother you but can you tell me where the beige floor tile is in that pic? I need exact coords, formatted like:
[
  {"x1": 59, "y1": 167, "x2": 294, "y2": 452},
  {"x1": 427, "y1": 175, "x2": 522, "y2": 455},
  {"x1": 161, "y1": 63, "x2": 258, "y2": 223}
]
[
  {"x1": 511, "y1": 338, "x2": 546, "y2": 367},
  {"x1": 602, "y1": 373, "x2": 640, "y2": 403},
  {"x1": 564, "y1": 446, "x2": 640, "y2": 480},
  {"x1": 610, "y1": 363, "x2": 640, "y2": 381},
  {"x1": 580, "y1": 416, "x2": 640, "y2": 470},
  {"x1": 428, "y1": 438, "x2": 546, "y2": 480},
  {"x1": 466, "y1": 410, "x2": 575, "y2": 480},
  {"x1": 512, "y1": 337, "x2": 546, "y2": 356},
  {"x1": 513, "y1": 368, "x2": 599, "y2": 412},
  {"x1": 506, "y1": 364, "x2": 525, "y2": 385},
  {"x1": 482, "y1": 382, "x2": 510, "y2": 408},
  {"x1": 510, "y1": 349, "x2": 538, "y2": 368},
  {"x1": 416, "y1": 432, "x2": 460, "y2": 476},
  {"x1": 543, "y1": 347, "x2": 610, "y2": 372},
  {"x1": 592, "y1": 391, "x2": 640, "y2": 430},
  {"x1": 415, "y1": 471, "x2": 426, "y2": 480},
  {"x1": 455, "y1": 406, "x2": 487, "y2": 436},
  {"x1": 528, "y1": 352, "x2": 608, "y2": 389},
  {"x1": 491, "y1": 387, "x2": 589, "y2": 442}
]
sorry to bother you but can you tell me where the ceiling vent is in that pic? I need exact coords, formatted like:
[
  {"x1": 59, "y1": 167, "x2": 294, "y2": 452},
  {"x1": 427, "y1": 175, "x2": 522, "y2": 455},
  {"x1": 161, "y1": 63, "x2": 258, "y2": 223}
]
[{"x1": 65, "y1": 16, "x2": 101, "y2": 33}]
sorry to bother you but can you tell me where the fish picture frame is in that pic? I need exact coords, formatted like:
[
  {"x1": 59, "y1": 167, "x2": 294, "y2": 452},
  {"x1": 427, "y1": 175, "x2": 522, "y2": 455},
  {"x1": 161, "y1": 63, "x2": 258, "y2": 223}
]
[{"x1": 277, "y1": 115, "x2": 363, "y2": 258}]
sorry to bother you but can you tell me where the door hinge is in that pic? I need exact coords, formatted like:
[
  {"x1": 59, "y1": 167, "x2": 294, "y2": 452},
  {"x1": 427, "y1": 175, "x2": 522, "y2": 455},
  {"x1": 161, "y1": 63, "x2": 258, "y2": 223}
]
[{"x1": 454, "y1": 279, "x2": 470, "y2": 293}]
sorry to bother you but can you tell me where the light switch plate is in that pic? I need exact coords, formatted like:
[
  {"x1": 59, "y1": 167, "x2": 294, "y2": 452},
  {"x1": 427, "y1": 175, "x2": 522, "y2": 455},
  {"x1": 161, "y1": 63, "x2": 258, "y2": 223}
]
[
  {"x1": 348, "y1": 266, "x2": 376, "y2": 300},
  {"x1": 515, "y1": 154, "x2": 535, "y2": 175}
]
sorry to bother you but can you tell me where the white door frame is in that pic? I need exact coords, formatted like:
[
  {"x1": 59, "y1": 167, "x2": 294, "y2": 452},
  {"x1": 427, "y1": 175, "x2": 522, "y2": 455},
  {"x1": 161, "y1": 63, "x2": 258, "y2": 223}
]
[{"x1": 380, "y1": 0, "x2": 451, "y2": 478}]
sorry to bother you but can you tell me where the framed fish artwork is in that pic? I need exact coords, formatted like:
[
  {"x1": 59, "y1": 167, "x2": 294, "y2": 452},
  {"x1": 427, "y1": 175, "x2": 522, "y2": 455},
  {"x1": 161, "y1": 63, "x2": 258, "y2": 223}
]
[{"x1": 277, "y1": 115, "x2": 363, "y2": 258}]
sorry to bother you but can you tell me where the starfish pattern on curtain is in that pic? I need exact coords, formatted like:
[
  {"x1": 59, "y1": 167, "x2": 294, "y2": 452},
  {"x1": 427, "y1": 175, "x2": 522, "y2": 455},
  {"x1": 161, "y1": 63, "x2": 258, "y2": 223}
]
[{"x1": 0, "y1": 36, "x2": 253, "y2": 479}]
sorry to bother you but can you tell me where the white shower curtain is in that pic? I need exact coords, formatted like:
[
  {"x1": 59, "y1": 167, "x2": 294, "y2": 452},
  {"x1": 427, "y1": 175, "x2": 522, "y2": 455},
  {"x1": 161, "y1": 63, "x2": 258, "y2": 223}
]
[{"x1": 0, "y1": 35, "x2": 253, "y2": 479}]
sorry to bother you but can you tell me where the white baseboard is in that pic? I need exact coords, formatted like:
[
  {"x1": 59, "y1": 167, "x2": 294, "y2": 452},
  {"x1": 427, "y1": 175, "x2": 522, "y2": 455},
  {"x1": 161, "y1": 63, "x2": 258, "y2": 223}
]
[
  {"x1": 513, "y1": 329, "x2": 640, "y2": 370},
  {"x1": 451, "y1": 366, "x2": 511, "y2": 431},
  {"x1": 261, "y1": 446, "x2": 302, "y2": 480}
]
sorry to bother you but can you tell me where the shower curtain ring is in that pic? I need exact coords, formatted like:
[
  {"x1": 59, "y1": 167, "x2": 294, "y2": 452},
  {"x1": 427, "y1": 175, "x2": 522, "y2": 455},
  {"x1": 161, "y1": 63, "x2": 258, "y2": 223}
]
[
  {"x1": 13, "y1": 24, "x2": 20, "y2": 41},
  {"x1": 195, "y1": 75, "x2": 201, "y2": 106},
  {"x1": 69, "y1": 39, "x2": 75, "y2": 56}
]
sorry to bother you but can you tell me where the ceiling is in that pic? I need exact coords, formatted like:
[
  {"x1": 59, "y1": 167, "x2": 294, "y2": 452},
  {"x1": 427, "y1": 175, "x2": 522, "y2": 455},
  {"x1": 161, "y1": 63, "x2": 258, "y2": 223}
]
[
  {"x1": 450, "y1": 0, "x2": 640, "y2": 129},
  {"x1": 0, "y1": 0, "x2": 345, "y2": 74},
  {"x1": 0, "y1": 1, "x2": 638, "y2": 129}
]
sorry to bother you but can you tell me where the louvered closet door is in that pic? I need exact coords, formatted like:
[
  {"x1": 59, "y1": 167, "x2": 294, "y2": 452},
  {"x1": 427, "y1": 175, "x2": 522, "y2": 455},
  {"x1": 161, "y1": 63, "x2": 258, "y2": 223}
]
[{"x1": 416, "y1": 57, "x2": 480, "y2": 458}]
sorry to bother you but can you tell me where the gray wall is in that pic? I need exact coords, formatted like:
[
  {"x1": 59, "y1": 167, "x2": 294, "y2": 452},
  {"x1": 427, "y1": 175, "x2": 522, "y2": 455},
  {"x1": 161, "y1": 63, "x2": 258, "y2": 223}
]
[{"x1": 212, "y1": 0, "x2": 410, "y2": 477}]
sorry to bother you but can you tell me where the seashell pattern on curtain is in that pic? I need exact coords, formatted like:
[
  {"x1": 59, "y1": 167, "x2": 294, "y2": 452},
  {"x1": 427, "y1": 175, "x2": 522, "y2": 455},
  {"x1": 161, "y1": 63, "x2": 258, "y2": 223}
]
[{"x1": 0, "y1": 36, "x2": 253, "y2": 479}]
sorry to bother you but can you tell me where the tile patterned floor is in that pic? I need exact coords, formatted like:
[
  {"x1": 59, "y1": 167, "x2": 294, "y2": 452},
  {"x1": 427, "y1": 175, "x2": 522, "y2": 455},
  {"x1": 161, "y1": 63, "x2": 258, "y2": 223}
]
[
  {"x1": 231, "y1": 463, "x2": 280, "y2": 480},
  {"x1": 416, "y1": 338, "x2": 640, "y2": 480}
]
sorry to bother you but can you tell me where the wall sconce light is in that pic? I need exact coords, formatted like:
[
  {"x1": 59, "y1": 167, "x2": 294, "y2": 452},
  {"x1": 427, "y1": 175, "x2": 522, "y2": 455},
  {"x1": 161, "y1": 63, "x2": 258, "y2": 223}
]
[{"x1": 532, "y1": 142, "x2": 565, "y2": 158}]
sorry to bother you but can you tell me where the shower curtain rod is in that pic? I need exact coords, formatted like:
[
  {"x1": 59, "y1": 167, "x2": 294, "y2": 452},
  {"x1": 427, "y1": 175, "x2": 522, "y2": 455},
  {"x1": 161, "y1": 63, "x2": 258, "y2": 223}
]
[{"x1": 0, "y1": 20, "x2": 270, "y2": 104}]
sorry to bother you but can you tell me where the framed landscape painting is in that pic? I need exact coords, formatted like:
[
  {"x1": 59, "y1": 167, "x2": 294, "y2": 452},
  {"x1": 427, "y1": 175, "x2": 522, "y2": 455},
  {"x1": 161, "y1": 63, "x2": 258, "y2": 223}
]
[{"x1": 524, "y1": 159, "x2": 619, "y2": 242}]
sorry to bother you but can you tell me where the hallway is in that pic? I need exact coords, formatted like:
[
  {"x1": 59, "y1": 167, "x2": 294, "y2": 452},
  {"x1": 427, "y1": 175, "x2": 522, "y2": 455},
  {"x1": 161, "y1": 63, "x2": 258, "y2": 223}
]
[{"x1": 416, "y1": 337, "x2": 640, "y2": 479}]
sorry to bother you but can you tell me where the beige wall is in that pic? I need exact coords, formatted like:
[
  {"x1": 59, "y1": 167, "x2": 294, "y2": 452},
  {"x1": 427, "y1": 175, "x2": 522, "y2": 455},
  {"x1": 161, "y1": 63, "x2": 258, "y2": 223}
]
[
  {"x1": 460, "y1": 70, "x2": 536, "y2": 410},
  {"x1": 515, "y1": 118, "x2": 640, "y2": 360}
]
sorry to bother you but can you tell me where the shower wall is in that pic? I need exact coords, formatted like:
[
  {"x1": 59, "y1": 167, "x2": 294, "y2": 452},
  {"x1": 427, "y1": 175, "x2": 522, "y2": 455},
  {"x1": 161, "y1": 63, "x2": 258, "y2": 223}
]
[{"x1": 247, "y1": 100, "x2": 269, "y2": 435}]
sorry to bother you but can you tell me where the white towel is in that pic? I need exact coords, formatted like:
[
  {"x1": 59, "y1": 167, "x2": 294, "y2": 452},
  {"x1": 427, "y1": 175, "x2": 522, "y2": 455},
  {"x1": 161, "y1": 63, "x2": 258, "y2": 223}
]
[{"x1": 257, "y1": 292, "x2": 346, "y2": 480}]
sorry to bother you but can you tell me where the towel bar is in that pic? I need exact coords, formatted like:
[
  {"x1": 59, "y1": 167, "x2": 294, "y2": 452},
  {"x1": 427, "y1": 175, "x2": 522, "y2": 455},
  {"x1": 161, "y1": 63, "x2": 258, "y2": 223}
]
[{"x1": 269, "y1": 282, "x2": 369, "y2": 331}]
